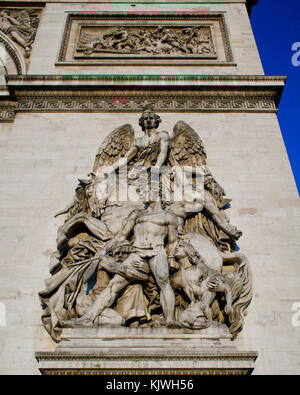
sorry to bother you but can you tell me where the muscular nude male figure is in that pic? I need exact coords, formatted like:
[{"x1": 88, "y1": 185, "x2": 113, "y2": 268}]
[{"x1": 70, "y1": 198, "x2": 179, "y2": 327}]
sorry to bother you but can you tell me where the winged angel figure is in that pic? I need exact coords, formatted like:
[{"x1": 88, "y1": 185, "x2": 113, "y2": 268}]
[{"x1": 39, "y1": 105, "x2": 252, "y2": 342}]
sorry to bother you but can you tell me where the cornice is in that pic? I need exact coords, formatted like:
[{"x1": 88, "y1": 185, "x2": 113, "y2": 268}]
[
  {"x1": 0, "y1": 74, "x2": 286, "y2": 121},
  {"x1": 0, "y1": 0, "x2": 257, "y2": 18},
  {"x1": 35, "y1": 350, "x2": 258, "y2": 361},
  {"x1": 0, "y1": 1, "x2": 249, "y2": 3},
  {"x1": 35, "y1": 349, "x2": 258, "y2": 375},
  {"x1": 38, "y1": 368, "x2": 252, "y2": 375},
  {"x1": 6, "y1": 74, "x2": 286, "y2": 86}
]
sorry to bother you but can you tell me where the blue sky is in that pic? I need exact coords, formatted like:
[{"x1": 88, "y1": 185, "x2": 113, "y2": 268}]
[{"x1": 250, "y1": 0, "x2": 300, "y2": 195}]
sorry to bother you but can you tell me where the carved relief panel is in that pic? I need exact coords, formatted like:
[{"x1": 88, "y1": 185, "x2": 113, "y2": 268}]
[
  {"x1": 0, "y1": 8, "x2": 41, "y2": 61},
  {"x1": 76, "y1": 25, "x2": 216, "y2": 58},
  {"x1": 38, "y1": 105, "x2": 253, "y2": 343},
  {"x1": 58, "y1": 12, "x2": 234, "y2": 66}
]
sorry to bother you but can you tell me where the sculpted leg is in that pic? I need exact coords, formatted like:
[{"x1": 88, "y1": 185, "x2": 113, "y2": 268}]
[
  {"x1": 199, "y1": 290, "x2": 216, "y2": 326},
  {"x1": 85, "y1": 275, "x2": 130, "y2": 322},
  {"x1": 94, "y1": 308, "x2": 125, "y2": 327},
  {"x1": 149, "y1": 249, "x2": 176, "y2": 326},
  {"x1": 63, "y1": 275, "x2": 129, "y2": 326}
]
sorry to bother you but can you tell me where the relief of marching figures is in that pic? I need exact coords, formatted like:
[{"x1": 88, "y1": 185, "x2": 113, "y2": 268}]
[
  {"x1": 77, "y1": 25, "x2": 215, "y2": 56},
  {"x1": 39, "y1": 105, "x2": 253, "y2": 342}
]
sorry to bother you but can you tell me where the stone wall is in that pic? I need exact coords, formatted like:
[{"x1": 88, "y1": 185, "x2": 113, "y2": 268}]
[
  {"x1": 28, "y1": 2, "x2": 263, "y2": 75},
  {"x1": 0, "y1": 111, "x2": 299, "y2": 374},
  {"x1": 0, "y1": 0, "x2": 299, "y2": 375}
]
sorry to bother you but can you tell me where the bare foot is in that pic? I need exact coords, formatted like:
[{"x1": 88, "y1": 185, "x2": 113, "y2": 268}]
[
  {"x1": 166, "y1": 320, "x2": 182, "y2": 329},
  {"x1": 62, "y1": 315, "x2": 94, "y2": 328}
]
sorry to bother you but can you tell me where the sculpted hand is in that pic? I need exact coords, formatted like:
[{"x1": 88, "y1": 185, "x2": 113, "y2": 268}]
[
  {"x1": 168, "y1": 257, "x2": 179, "y2": 270},
  {"x1": 131, "y1": 261, "x2": 148, "y2": 272},
  {"x1": 121, "y1": 263, "x2": 149, "y2": 281},
  {"x1": 101, "y1": 261, "x2": 120, "y2": 275},
  {"x1": 207, "y1": 278, "x2": 225, "y2": 292},
  {"x1": 207, "y1": 280, "x2": 218, "y2": 292},
  {"x1": 94, "y1": 249, "x2": 107, "y2": 261}
]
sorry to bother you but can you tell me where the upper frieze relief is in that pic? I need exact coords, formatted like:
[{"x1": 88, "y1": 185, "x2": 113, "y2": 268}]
[
  {"x1": 0, "y1": 8, "x2": 42, "y2": 60},
  {"x1": 58, "y1": 12, "x2": 234, "y2": 66},
  {"x1": 77, "y1": 25, "x2": 216, "y2": 58}
]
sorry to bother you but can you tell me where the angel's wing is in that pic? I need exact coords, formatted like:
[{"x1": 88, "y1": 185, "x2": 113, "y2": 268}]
[
  {"x1": 54, "y1": 183, "x2": 89, "y2": 220},
  {"x1": 168, "y1": 121, "x2": 207, "y2": 168},
  {"x1": 92, "y1": 124, "x2": 135, "y2": 174}
]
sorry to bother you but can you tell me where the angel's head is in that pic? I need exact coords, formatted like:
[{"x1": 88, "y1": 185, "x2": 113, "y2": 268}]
[{"x1": 139, "y1": 105, "x2": 161, "y2": 132}]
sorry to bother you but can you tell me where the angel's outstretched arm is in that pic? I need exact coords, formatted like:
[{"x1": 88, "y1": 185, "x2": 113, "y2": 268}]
[
  {"x1": 156, "y1": 131, "x2": 170, "y2": 168},
  {"x1": 111, "y1": 144, "x2": 139, "y2": 172},
  {"x1": 94, "y1": 145, "x2": 138, "y2": 176}
]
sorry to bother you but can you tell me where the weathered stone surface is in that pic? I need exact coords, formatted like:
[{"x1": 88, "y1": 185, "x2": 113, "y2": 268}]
[
  {"x1": 0, "y1": 0, "x2": 299, "y2": 376},
  {"x1": 35, "y1": 326, "x2": 257, "y2": 375}
]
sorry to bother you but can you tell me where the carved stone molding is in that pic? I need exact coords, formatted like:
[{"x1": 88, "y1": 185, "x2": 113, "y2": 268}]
[
  {"x1": 15, "y1": 95, "x2": 277, "y2": 113},
  {"x1": 0, "y1": 99, "x2": 17, "y2": 121},
  {"x1": 0, "y1": 108, "x2": 15, "y2": 121},
  {"x1": 57, "y1": 12, "x2": 234, "y2": 66},
  {"x1": 0, "y1": 74, "x2": 286, "y2": 121},
  {"x1": 35, "y1": 360, "x2": 258, "y2": 375},
  {"x1": 0, "y1": 31, "x2": 26, "y2": 74},
  {"x1": 6, "y1": 74, "x2": 287, "y2": 85},
  {"x1": 35, "y1": 327, "x2": 258, "y2": 375}
]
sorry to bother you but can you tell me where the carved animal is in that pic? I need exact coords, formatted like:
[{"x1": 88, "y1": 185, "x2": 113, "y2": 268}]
[{"x1": 171, "y1": 234, "x2": 252, "y2": 336}]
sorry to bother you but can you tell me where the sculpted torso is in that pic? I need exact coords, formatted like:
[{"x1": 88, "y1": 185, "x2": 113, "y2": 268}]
[
  {"x1": 101, "y1": 204, "x2": 142, "y2": 235},
  {"x1": 133, "y1": 210, "x2": 175, "y2": 248},
  {"x1": 135, "y1": 131, "x2": 164, "y2": 150}
]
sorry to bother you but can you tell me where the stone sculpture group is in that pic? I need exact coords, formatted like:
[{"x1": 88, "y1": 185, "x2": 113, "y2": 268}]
[
  {"x1": 0, "y1": 8, "x2": 39, "y2": 56},
  {"x1": 39, "y1": 105, "x2": 252, "y2": 342},
  {"x1": 77, "y1": 25, "x2": 215, "y2": 56}
]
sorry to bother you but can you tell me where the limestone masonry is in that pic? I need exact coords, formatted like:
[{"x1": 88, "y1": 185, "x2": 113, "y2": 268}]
[{"x1": 0, "y1": 0, "x2": 299, "y2": 375}]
